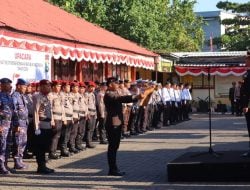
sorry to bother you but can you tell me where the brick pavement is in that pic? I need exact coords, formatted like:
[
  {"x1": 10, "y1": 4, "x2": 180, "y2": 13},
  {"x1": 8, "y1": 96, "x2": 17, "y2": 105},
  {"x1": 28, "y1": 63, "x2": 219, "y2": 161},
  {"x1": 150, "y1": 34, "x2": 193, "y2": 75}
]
[{"x1": 1, "y1": 113, "x2": 250, "y2": 190}]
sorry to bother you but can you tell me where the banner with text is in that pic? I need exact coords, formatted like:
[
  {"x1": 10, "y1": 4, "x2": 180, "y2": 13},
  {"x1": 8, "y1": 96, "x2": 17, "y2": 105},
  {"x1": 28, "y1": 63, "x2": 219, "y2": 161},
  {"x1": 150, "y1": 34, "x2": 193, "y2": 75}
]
[{"x1": 0, "y1": 47, "x2": 51, "y2": 84}]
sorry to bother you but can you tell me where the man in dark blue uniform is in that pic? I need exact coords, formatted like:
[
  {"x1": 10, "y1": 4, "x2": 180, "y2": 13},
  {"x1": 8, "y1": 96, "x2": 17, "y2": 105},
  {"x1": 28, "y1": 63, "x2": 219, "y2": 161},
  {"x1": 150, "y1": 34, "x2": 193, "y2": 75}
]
[
  {"x1": 12, "y1": 78, "x2": 29, "y2": 169},
  {"x1": 104, "y1": 77, "x2": 143, "y2": 176},
  {"x1": 0, "y1": 78, "x2": 14, "y2": 174},
  {"x1": 241, "y1": 69, "x2": 250, "y2": 156}
]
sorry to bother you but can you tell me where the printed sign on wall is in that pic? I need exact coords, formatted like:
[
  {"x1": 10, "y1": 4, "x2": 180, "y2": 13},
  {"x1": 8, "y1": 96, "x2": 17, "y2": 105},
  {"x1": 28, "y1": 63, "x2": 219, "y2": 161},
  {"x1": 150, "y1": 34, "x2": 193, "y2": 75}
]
[{"x1": 0, "y1": 47, "x2": 51, "y2": 84}]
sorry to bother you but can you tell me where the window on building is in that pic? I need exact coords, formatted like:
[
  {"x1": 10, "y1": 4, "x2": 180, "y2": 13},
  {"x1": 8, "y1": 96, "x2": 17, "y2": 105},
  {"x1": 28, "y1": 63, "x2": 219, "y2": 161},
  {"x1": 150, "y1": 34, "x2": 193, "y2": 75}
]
[
  {"x1": 54, "y1": 58, "x2": 76, "y2": 81},
  {"x1": 82, "y1": 62, "x2": 105, "y2": 82}
]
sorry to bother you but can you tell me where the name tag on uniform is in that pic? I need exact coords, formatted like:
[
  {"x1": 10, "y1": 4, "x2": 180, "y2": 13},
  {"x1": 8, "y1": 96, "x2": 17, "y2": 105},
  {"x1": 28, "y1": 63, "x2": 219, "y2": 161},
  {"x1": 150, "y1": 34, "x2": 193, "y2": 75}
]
[{"x1": 112, "y1": 116, "x2": 121, "y2": 126}]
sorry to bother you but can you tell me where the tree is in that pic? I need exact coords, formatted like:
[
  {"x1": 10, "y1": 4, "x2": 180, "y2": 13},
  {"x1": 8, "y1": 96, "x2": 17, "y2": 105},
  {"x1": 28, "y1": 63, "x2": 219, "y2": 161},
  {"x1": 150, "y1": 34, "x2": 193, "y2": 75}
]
[
  {"x1": 48, "y1": 0, "x2": 204, "y2": 53},
  {"x1": 215, "y1": 1, "x2": 250, "y2": 51}
]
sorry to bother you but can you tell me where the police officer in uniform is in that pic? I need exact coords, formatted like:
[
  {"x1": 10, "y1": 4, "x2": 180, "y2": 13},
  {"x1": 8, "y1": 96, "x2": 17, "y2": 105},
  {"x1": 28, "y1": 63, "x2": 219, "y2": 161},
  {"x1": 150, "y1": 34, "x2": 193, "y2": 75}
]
[
  {"x1": 69, "y1": 81, "x2": 80, "y2": 153},
  {"x1": 104, "y1": 77, "x2": 143, "y2": 176},
  {"x1": 12, "y1": 78, "x2": 29, "y2": 169},
  {"x1": 33, "y1": 79, "x2": 54, "y2": 174},
  {"x1": 0, "y1": 78, "x2": 14, "y2": 174},
  {"x1": 85, "y1": 81, "x2": 97, "y2": 148},
  {"x1": 241, "y1": 69, "x2": 250, "y2": 156},
  {"x1": 23, "y1": 82, "x2": 35, "y2": 159},
  {"x1": 48, "y1": 80, "x2": 65, "y2": 159},
  {"x1": 96, "y1": 82, "x2": 108, "y2": 144},
  {"x1": 60, "y1": 81, "x2": 73, "y2": 157},
  {"x1": 77, "y1": 82, "x2": 88, "y2": 150}
]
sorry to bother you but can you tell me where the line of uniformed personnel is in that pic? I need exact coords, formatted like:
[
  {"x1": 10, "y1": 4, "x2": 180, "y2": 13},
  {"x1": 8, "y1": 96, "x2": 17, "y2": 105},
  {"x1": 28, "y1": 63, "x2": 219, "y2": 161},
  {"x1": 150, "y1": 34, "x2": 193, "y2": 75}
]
[{"x1": 0, "y1": 77, "x2": 192, "y2": 175}]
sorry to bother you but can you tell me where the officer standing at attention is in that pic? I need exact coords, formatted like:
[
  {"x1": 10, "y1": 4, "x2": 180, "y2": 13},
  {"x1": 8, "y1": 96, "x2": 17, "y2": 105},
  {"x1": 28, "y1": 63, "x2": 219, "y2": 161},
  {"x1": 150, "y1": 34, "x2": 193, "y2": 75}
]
[
  {"x1": 241, "y1": 68, "x2": 250, "y2": 156},
  {"x1": 96, "y1": 82, "x2": 108, "y2": 144},
  {"x1": 12, "y1": 78, "x2": 29, "y2": 169},
  {"x1": 23, "y1": 82, "x2": 35, "y2": 159},
  {"x1": 69, "y1": 81, "x2": 80, "y2": 153},
  {"x1": 85, "y1": 81, "x2": 97, "y2": 149},
  {"x1": 33, "y1": 79, "x2": 54, "y2": 174},
  {"x1": 104, "y1": 77, "x2": 144, "y2": 176},
  {"x1": 60, "y1": 81, "x2": 73, "y2": 157},
  {"x1": 48, "y1": 80, "x2": 65, "y2": 159},
  {"x1": 0, "y1": 78, "x2": 14, "y2": 175}
]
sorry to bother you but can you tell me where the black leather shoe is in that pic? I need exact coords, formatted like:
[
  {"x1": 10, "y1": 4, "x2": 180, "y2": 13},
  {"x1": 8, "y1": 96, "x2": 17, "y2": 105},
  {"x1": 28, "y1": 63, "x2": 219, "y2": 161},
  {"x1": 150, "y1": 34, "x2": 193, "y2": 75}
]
[
  {"x1": 76, "y1": 144, "x2": 86, "y2": 151},
  {"x1": 23, "y1": 153, "x2": 34, "y2": 159},
  {"x1": 49, "y1": 153, "x2": 60, "y2": 160},
  {"x1": 108, "y1": 171, "x2": 126, "y2": 176},
  {"x1": 123, "y1": 134, "x2": 130, "y2": 138},
  {"x1": 69, "y1": 147, "x2": 80, "y2": 154},
  {"x1": 100, "y1": 141, "x2": 108, "y2": 145},
  {"x1": 86, "y1": 144, "x2": 96, "y2": 148},
  {"x1": 37, "y1": 166, "x2": 55, "y2": 174},
  {"x1": 61, "y1": 150, "x2": 70, "y2": 157}
]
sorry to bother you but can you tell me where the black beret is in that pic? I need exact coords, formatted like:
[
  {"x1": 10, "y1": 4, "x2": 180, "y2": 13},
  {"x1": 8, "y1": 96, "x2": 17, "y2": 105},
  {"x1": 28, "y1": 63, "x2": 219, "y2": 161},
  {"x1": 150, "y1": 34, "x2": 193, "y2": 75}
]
[
  {"x1": 119, "y1": 80, "x2": 124, "y2": 84},
  {"x1": 39, "y1": 79, "x2": 51, "y2": 86},
  {"x1": 124, "y1": 79, "x2": 130, "y2": 83},
  {"x1": 106, "y1": 77, "x2": 118, "y2": 85},
  {"x1": 0, "y1": 78, "x2": 12, "y2": 84},
  {"x1": 100, "y1": 82, "x2": 107, "y2": 86},
  {"x1": 16, "y1": 78, "x2": 28, "y2": 85}
]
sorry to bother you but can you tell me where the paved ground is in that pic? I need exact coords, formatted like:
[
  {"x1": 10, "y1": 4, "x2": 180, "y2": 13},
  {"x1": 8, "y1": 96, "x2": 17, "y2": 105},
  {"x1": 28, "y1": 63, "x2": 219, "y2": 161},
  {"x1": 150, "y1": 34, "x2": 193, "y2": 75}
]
[{"x1": 1, "y1": 113, "x2": 250, "y2": 190}]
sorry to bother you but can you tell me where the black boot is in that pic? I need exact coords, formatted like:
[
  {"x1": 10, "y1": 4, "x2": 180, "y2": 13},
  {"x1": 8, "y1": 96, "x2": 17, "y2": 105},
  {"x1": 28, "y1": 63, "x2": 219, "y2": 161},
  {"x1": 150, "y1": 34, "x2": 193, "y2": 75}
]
[
  {"x1": 61, "y1": 148, "x2": 70, "y2": 157},
  {"x1": 49, "y1": 152, "x2": 60, "y2": 160},
  {"x1": 76, "y1": 144, "x2": 85, "y2": 151},
  {"x1": 0, "y1": 160, "x2": 9, "y2": 175},
  {"x1": 108, "y1": 170, "x2": 126, "y2": 176},
  {"x1": 69, "y1": 146, "x2": 80, "y2": 154},
  {"x1": 37, "y1": 163, "x2": 55, "y2": 174},
  {"x1": 86, "y1": 143, "x2": 95, "y2": 149}
]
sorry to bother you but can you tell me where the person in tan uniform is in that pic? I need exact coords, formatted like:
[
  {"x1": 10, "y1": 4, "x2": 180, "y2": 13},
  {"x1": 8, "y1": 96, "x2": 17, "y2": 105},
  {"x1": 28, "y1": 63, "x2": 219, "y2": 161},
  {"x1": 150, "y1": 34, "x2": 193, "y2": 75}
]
[
  {"x1": 85, "y1": 81, "x2": 97, "y2": 148},
  {"x1": 48, "y1": 80, "x2": 65, "y2": 159},
  {"x1": 33, "y1": 79, "x2": 54, "y2": 174},
  {"x1": 96, "y1": 82, "x2": 108, "y2": 144},
  {"x1": 23, "y1": 83, "x2": 35, "y2": 159},
  {"x1": 121, "y1": 79, "x2": 133, "y2": 137},
  {"x1": 60, "y1": 81, "x2": 74, "y2": 157},
  {"x1": 77, "y1": 82, "x2": 88, "y2": 150},
  {"x1": 68, "y1": 81, "x2": 81, "y2": 153}
]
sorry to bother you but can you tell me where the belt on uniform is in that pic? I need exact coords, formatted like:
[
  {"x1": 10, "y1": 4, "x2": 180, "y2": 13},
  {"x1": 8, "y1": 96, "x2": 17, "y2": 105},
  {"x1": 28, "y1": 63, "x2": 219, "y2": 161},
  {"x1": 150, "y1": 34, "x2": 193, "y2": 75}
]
[
  {"x1": 39, "y1": 117, "x2": 51, "y2": 122},
  {"x1": 65, "y1": 113, "x2": 73, "y2": 117},
  {"x1": 53, "y1": 112, "x2": 62, "y2": 116},
  {"x1": 88, "y1": 108, "x2": 96, "y2": 112},
  {"x1": 79, "y1": 111, "x2": 85, "y2": 114},
  {"x1": 0, "y1": 115, "x2": 11, "y2": 121},
  {"x1": 73, "y1": 110, "x2": 79, "y2": 113}
]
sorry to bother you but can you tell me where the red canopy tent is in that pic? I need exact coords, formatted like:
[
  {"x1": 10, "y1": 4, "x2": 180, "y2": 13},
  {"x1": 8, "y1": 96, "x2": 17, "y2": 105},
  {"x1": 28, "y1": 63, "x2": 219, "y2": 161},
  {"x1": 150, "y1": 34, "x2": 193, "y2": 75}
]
[{"x1": 171, "y1": 52, "x2": 248, "y2": 76}]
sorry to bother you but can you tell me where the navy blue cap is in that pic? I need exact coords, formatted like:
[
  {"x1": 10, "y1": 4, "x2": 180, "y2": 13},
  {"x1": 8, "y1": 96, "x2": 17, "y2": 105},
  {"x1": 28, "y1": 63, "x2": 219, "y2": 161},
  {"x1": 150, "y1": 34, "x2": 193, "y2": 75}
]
[
  {"x1": 0, "y1": 78, "x2": 12, "y2": 84},
  {"x1": 16, "y1": 78, "x2": 28, "y2": 85}
]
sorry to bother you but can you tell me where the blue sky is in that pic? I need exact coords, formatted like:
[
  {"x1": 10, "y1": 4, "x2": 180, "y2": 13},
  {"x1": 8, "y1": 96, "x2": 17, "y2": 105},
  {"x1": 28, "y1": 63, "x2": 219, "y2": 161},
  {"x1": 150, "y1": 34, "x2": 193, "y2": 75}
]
[{"x1": 194, "y1": 0, "x2": 249, "y2": 12}]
